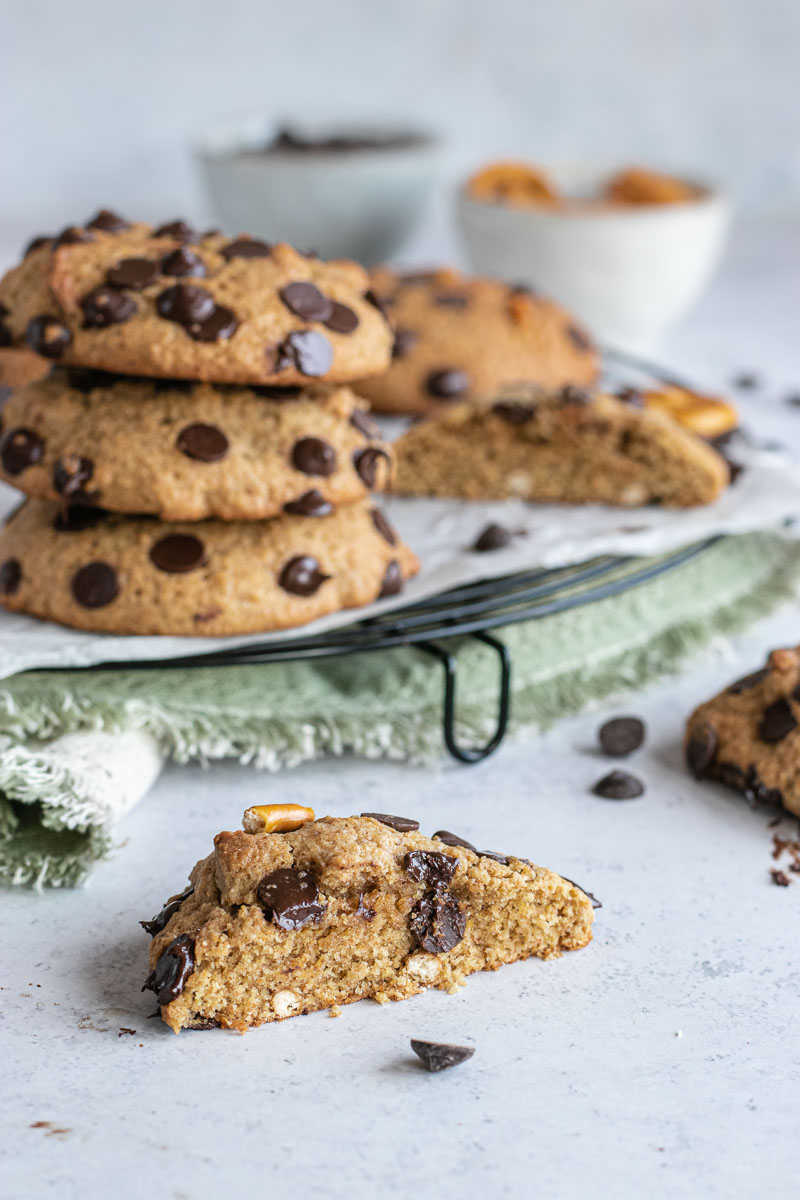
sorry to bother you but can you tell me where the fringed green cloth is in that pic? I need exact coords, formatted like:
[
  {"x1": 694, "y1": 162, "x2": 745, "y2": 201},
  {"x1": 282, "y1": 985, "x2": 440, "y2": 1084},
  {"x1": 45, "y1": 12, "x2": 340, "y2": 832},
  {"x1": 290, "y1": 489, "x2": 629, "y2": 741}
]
[{"x1": 2, "y1": 532, "x2": 799, "y2": 888}]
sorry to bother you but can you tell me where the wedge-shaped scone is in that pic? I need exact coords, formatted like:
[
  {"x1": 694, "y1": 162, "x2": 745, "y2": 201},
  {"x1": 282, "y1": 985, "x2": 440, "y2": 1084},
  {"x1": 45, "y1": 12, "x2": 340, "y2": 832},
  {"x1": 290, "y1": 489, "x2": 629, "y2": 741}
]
[
  {"x1": 142, "y1": 810, "x2": 595, "y2": 1032},
  {"x1": 395, "y1": 385, "x2": 730, "y2": 507},
  {"x1": 686, "y1": 647, "x2": 800, "y2": 816}
]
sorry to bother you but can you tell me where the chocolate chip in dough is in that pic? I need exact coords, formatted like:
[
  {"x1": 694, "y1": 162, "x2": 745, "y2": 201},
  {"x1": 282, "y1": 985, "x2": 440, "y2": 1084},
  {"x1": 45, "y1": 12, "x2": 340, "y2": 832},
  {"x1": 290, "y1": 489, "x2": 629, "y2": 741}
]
[
  {"x1": 433, "y1": 830, "x2": 478, "y2": 853},
  {"x1": 0, "y1": 558, "x2": 21, "y2": 595},
  {"x1": 176, "y1": 424, "x2": 229, "y2": 462},
  {"x1": 323, "y1": 302, "x2": 359, "y2": 334},
  {"x1": 350, "y1": 409, "x2": 381, "y2": 439},
  {"x1": 492, "y1": 401, "x2": 536, "y2": 424},
  {"x1": 161, "y1": 247, "x2": 207, "y2": 278},
  {"x1": 71, "y1": 562, "x2": 119, "y2": 608},
  {"x1": 353, "y1": 447, "x2": 390, "y2": 488},
  {"x1": 728, "y1": 667, "x2": 769, "y2": 694},
  {"x1": 53, "y1": 226, "x2": 94, "y2": 249},
  {"x1": 391, "y1": 329, "x2": 418, "y2": 359},
  {"x1": 1, "y1": 428, "x2": 44, "y2": 475},
  {"x1": 87, "y1": 209, "x2": 131, "y2": 233},
  {"x1": 686, "y1": 721, "x2": 718, "y2": 778},
  {"x1": 153, "y1": 219, "x2": 198, "y2": 242},
  {"x1": 140, "y1": 886, "x2": 195, "y2": 937},
  {"x1": 283, "y1": 489, "x2": 333, "y2": 517},
  {"x1": 404, "y1": 850, "x2": 458, "y2": 889},
  {"x1": 26, "y1": 315, "x2": 72, "y2": 359},
  {"x1": 221, "y1": 237, "x2": 273, "y2": 260},
  {"x1": 278, "y1": 555, "x2": 330, "y2": 596},
  {"x1": 425, "y1": 368, "x2": 470, "y2": 399},
  {"x1": 143, "y1": 933, "x2": 195, "y2": 1006},
  {"x1": 378, "y1": 560, "x2": 402, "y2": 598},
  {"x1": 275, "y1": 330, "x2": 334, "y2": 377},
  {"x1": 361, "y1": 813, "x2": 420, "y2": 833},
  {"x1": 149, "y1": 534, "x2": 206, "y2": 574},
  {"x1": 291, "y1": 436, "x2": 336, "y2": 476},
  {"x1": 409, "y1": 891, "x2": 466, "y2": 953},
  {"x1": 53, "y1": 455, "x2": 95, "y2": 501},
  {"x1": 106, "y1": 257, "x2": 161, "y2": 290},
  {"x1": 371, "y1": 508, "x2": 397, "y2": 546},
  {"x1": 759, "y1": 698, "x2": 798, "y2": 744},
  {"x1": 81, "y1": 286, "x2": 137, "y2": 328},
  {"x1": 256, "y1": 867, "x2": 326, "y2": 931}
]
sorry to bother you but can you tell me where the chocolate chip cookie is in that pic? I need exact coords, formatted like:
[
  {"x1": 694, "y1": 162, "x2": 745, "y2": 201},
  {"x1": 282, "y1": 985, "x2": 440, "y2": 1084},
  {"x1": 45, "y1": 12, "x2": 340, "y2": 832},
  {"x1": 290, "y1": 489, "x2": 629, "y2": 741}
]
[
  {"x1": 0, "y1": 213, "x2": 392, "y2": 385},
  {"x1": 354, "y1": 267, "x2": 599, "y2": 416},
  {"x1": 686, "y1": 647, "x2": 800, "y2": 816},
  {"x1": 0, "y1": 369, "x2": 393, "y2": 521},
  {"x1": 0, "y1": 498, "x2": 418, "y2": 635},
  {"x1": 142, "y1": 807, "x2": 595, "y2": 1032}
]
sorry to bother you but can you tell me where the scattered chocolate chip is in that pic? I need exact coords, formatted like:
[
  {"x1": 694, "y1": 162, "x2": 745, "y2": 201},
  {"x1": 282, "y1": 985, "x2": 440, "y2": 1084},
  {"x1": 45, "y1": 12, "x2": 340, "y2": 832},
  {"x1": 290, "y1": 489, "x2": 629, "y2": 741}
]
[
  {"x1": 732, "y1": 371, "x2": 759, "y2": 390},
  {"x1": 354, "y1": 446, "x2": 390, "y2": 488},
  {"x1": 426, "y1": 368, "x2": 470, "y2": 398},
  {"x1": 378, "y1": 560, "x2": 403, "y2": 598},
  {"x1": 472, "y1": 523, "x2": 513, "y2": 552},
  {"x1": 176, "y1": 423, "x2": 229, "y2": 462},
  {"x1": 771, "y1": 869, "x2": 791, "y2": 887},
  {"x1": 283, "y1": 489, "x2": 333, "y2": 517},
  {"x1": 143, "y1": 933, "x2": 195, "y2": 1006},
  {"x1": 405, "y1": 850, "x2": 458, "y2": 888},
  {"x1": 324, "y1": 301, "x2": 359, "y2": 334},
  {"x1": 728, "y1": 667, "x2": 769, "y2": 694},
  {"x1": 54, "y1": 504, "x2": 107, "y2": 532},
  {"x1": 257, "y1": 867, "x2": 326, "y2": 931},
  {"x1": 433, "y1": 291, "x2": 469, "y2": 308},
  {"x1": 361, "y1": 812, "x2": 420, "y2": 833},
  {"x1": 71, "y1": 561, "x2": 119, "y2": 608},
  {"x1": 26, "y1": 315, "x2": 72, "y2": 359},
  {"x1": 350, "y1": 408, "x2": 381, "y2": 439},
  {"x1": 686, "y1": 721, "x2": 718, "y2": 778},
  {"x1": 23, "y1": 235, "x2": 51, "y2": 257},
  {"x1": 1, "y1": 428, "x2": 43, "y2": 475},
  {"x1": 492, "y1": 401, "x2": 536, "y2": 424},
  {"x1": 149, "y1": 534, "x2": 206, "y2": 574},
  {"x1": 222, "y1": 237, "x2": 272, "y2": 260},
  {"x1": 409, "y1": 891, "x2": 466, "y2": 954},
  {"x1": 598, "y1": 716, "x2": 645, "y2": 757},
  {"x1": 759, "y1": 698, "x2": 798, "y2": 744},
  {"x1": 433, "y1": 830, "x2": 478, "y2": 852},
  {"x1": 0, "y1": 558, "x2": 21, "y2": 595},
  {"x1": 291, "y1": 436, "x2": 336, "y2": 476},
  {"x1": 140, "y1": 886, "x2": 195, "y2": 937},
  {"x1": 161, "y1": 247, "x2": 207, "y2": 277},
  {"x1": 371, "y1": 508, "x2": 397, "y2": 545},
  {"x1": 276, "y1": 330, "x2": 334, "y2": 377},
  {"x1": 53, "y1": 455, "x2": 95, "y2": 500},
  {"x1": 278, "y1": 554, "x2": 329, "y2": 596},
  {"x1": 81, "y1": 286, "x2": 137, "y2": 328},
  {"x1": 566, "y1": 324, "x2": 592, "y2": 352},
  {"x1": 392, "y1": 329, "x2": 419, "y2": 360},
  {"x1": 53, "y1": 226, "x2": 94, "y2": 249},
  {"x1": 106, "y1": 257, "x2": 161, "y2": 291},
  {"x1": 592, "y1": 770, "x2": 645, "y2": 800},
  {"x1": 410, "y1": 1039, "x2": 475, "y2": 1072},
  {"x1": 280, "y1": 281, "x2": 334, "y2": 322},
  {"x1": 153, "y1": 220, "x2": 197, "y2": 242},
  {"x1": 87, "y1": 209, "x2": 130, "y2": 233}
]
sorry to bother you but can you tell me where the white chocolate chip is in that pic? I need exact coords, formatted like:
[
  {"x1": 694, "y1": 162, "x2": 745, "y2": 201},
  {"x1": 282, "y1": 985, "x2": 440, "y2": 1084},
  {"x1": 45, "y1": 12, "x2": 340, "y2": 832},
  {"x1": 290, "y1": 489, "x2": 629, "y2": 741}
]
[{"x1": 272, "y1": 989, "x2": 300, "y2": 1018}]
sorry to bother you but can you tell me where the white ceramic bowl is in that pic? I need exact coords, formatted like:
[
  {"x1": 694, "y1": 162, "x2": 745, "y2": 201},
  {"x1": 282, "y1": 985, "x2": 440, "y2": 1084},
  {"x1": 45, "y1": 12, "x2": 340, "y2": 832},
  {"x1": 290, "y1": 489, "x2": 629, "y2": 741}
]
[
  {"x1": 196, "y1": 118, "x2": 440, "y2": 266},
  {"x1": 457, "y1": 163, "x2": 732, "y2": 353}
]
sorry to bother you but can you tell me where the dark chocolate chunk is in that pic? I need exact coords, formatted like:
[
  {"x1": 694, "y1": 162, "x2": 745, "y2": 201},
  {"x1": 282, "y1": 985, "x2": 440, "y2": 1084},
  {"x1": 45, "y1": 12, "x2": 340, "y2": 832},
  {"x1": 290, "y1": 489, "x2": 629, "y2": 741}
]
[
  {"x1": 728, "y1": 667, "x2": 769, "y2": 694},
  {"x1": 161, "y1": 247, "x2": 207, "y2": 277},
  {"x1": 759, "y1": 697, "x2": 798, "y2": 744},
  {"x1": 324, "y1": 301, "x2": 359, "y2": 334},
  {"x1": 426, "y1": 368, "x2": 470, "y2": 398},
  {"x1": 350, "y1": 408, "x2": 381, "y2": 439},
  {"x1": 686, "y1": 721, "x2": 718, "y2": 778},
  {"x1": 176, "y1": 423, "x2": 229, "y2": 462},
  {"x1": 353, "y1": 446, "x2": 390, "y2": 488},
  {"x1": 0, "y1": 558, "x2": 21, "y2": 595},
  {"x1": 278, "y1": 554, "x2": 329, "y2": 596},
  {"x1": 87, "y1": 209, "x2": 131, "y2": 233},
  {"x1": 291, "y1": 436, "x2": 336, "y2": 476},
  {"x1": 53, "y1": 226, "x2": 94, "y2": 249},
  {"x1": 566, "y1": 324, "x2": 592, "y2": 352},
  {"x1": 106, "y1": 257, "x2": 161, "y2": 290},
  {"x1": 275, "y1": 330, "x2": 334, "y2": 377},
  {"x1": 361, "y1": 812, "x2": 420, "y2": 832},
  {"x1": 54, "y1": 504, "x2": 108, "y2": 532},
  {"x1": 392, "y1": 328, "x2": 418, "y2": 359},
  {"x1": 140, "y1": 886, "x2": 195, "y2": 937},
  {"x1": 156, "y1": 283, "x2": 216, "y2": 325},
  {"x1": 410, "y1": 1039, "x2": 475, "y2": 1072},
  {"x1": 404, "y1": 850, "x2": 458, "y2": 888},
  {"x1": 433, "y1": 830, "x2": 478, "y2": 852},
  {"x1": 371, "y1": 508, "x2": 397, "y2": 545},
  {"x1": 409, "y1": 891, "x2": 466, "y2": 954},
  {"x1": 53, "y1": 455, "x2": 95, "y2": 501},
  {"x1": 23, "y1": 235, "x2": 51, "y2": 257},
  {"x1": 560, "y1": 876, "x2": 603, "y2": 909},
  {"x1": 149, "y1": 534, "x2": 205, "y2": 574},
  {"x1": 1, "y1": 428, "x2": 44, "y2": 475},
  {"x1": 256, "y1": 867, "x2": 326, "y2": 931},
  {"x1": 280, "y1": 281, "x2": 334, "y2": 322},
  {"x1": 472, "y1": 523, "x2": 513, "y2": 552},
  {"x1": 592, "y1": 770, "x2": 645, "y2": 800},
  {"x1": 283, "y1": 489, "x2": 333, "y2": 517},
  {"x1": 221, "y1": 237, "x2": 272, "y2": 260},
  {"x1": 378, "y1": 560, "x2": 402, "y2": 598},
  {"x1": 598, "y1": 716, "x2": 645, "y2": 757},
  {"x1": 26, "y1": 315, "x2": 72, "y2": 359},
  {"x1": 153, "y1": 220, "x2": 198, "y2": 242},
  {"x1": 81, "y1": 286, "x2": 137, "y2": 328},
  {"x1": 71, "y1": 561, "x2": 119, "y2": 608},
  {"x1": 492, "y1": 401, "x2": 536, "y2": 424},
  {"x1": 143, "y1": 933, "x2": 195, "y2": 1006}
]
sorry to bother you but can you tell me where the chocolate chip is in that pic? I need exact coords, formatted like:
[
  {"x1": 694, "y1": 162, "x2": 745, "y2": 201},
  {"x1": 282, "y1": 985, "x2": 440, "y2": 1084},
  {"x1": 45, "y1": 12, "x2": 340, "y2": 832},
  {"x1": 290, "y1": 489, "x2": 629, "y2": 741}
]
[
  {"x1": 324, "y1": 302, "x2": 359, "y2": 334},
  {"x1": 153, "y1": 220, "x2": 197, "y2": 242},
  {"x1": 592, "y1": 770, "x2": 645, "y2": 800},
  {"x1": 53, "y1": 455, "x2": 95, "y2": 500},
  {"x1": 361, "y1": 813, "x2": 420, "y2": 832},
  {"x1": 186, "y1": 1016, "x2": 221, "y2": 1030},
  {"x1": 426, "y1": 368, "x2": 470, "y2": 398},
  {"x1": 350, "y1": 409, "x2": 382, "y2": 439},
  {"x1": 378, "y1": 560, "x2": 402, "y2": 598},
  {"x1": 478, "y1": 850, "x2": 510, "y2": 865},
  {"x1": 355, "y1": 894, "x2": 376, "y2": 920},
  {"x1": 472, "y1": 523, "x2": 513, "y2": 552},
  {"x1": 54, "y1": 505, "x2": 107, "y2": 532},
  {"x1": 143, "y1": 933, "x2": 195, "y2": 1006},
  {"x1": 759, "y1": 698, "x2": 798, "y2": 744},
  {"x1": 53, "y1": 226, "x2": 94, "y2": 249},
  {"x1": 492, "y1": 401, "x2": 536, "y2": 424},
  {"x1": 140, "y1": 886, "x2": 195, "y2": 937},
  {"x1": 392, "y1": 328, "x2": 418, "y2": 359},
  {"x1": 410, "y1": 1039, "x2": 475, "y2": 1072},
  {"x1": 278, "y1": 555, "x2": 329, "y2": 596},
  {"x1": 598, "y1": 716, "x2": 645, "y2": 757},
  {"x1": 433, "y1": 830, "x2": 478, "y2": 852},
  {"x1": 149, "y1": 534, "x2": 205, "y2": 574},
  {"x1": 176, "y1": 423, "x2": 229, "y2": 462},
  {"x1": 728, "y1": 667, "x2": 769, "y2": 694},
  {"x1": 23, "y1": 235, "x2": 51, "y2": 257},
  {"x1": 106, "y1": 257, "x2": 161, "y2": 291},
  {"x1": 156, "y1": 283, "x2": 215, "y2": 325},
  {"x1": 404, "y1": 850, "x2": 458, "y2": 889},
  {"x1": 354, "y1": 447, "x2": 390, "y2": 488},
  {"x1": 364, "y1": 288, "x2": 390, "y2": 319},
  {"x1": 687, "y1": 721, "x2": 718, "y2": 778},
  {"x1": 256, "y1": 867, "x2": 326, "y2": 931},
  {"x1": 87, "y1": 209, "x2": 130, "y2": 233},
  {"x1": 26, "y1": 315, "x2": 72, "y2": 359},
  {"x1": 732, "y1": 371, "x2": 759, "y2": 390},
  {"x1": 221, "y1": 237, "x2": 272, "y2": 259},
  {"x1": 0, "y1": 558, "x2": 21, "y2": 595},
  {"x1": 434, "y1": 291, "x2": 469, "y2": 308},
  {"x1": 566, "y1": 324, "x2": 592, "y2": 352},
  {"x1": 161, "y1": 247, "x2": 207, "y2": 277},
  {"x1": 283, "y1": 489, "x2": 333, "y2": 517},
  {"x1": 371, "y1": 508, "x2": 397, "y2": 545},
  {"x1": 1, "y1": 428, "x2": 43, "y2": 475},
  {"x1": 409, "y1": 891, "x2": 466, "y2": 954},
  {"x1": 81, "y1": 286, "x2": 137, "y2": 328},
  {"x1": 560, "y1": 876, "x2": 603, "y2": 909},
  {"x1": 291, "y1": 436, "x2": 336, "y2": 476},
  {"x1": 191, "y1": 305, "x2": 239, "y2": 342},
  {"x1": 71, "y1": 561, "x2": 119, "y2": 608},
  {"x1": 275, "y1": 330, "x2": 333, "y2": 377},
  {"x1": 280, "y1": 281, "x2": 334, "y2": 322}
]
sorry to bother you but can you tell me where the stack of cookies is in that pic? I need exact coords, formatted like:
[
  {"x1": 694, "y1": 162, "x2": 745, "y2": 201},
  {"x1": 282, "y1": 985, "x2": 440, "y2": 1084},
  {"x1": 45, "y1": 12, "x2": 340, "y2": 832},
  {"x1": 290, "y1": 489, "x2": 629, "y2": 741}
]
[{"x1": 0, "y1": 211, "x2": 418, "y2": 635}]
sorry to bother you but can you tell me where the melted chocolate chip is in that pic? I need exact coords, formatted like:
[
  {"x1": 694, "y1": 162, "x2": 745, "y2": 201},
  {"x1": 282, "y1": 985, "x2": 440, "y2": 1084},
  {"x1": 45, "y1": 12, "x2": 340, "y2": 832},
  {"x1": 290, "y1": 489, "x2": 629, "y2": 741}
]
[
  {"x1": 275, "y1": 330, "x2": 334, "y2": 377},
  {"x1": 140, "y1": 886, "x2": 195, "y2": 937},
  {"x1": 161, "y1": 247, "x2": 207, "y2": 277},
  {"x1": 361, "y1": 812, "x2": 420, "y2": 832},
  {"x1": 391, "y1": 328, "x2": 418, "y2": 359},
  {"x1": 478, "y1": 850, "x2": 510, "y2": 865},
  {"x1": 53, "y1": 455, "x2": 95, "y2": 501},
  {"x1": 378, "y1": 560, "x2": 402, "y2": 598},
  {"x1": 71, "y1": 561, "x2": 119, "y2": 608},
  {"x1": 409, "y1": 891, "x2": 466, "y2": 954},
  {"x1": 280, "y1": 282, "x2": 334, "y2": 322},
  {"x1": 472, "y1": 523, "x2": 513, "y2": 552},
  {"x1": 192, "y1": 305, "x2": 239, "y2": 342},
  {"x1": 566, "y1": 324, "x2": 593, "y2": 352},
  {"x1": 153, "y1": 220, "x2": 198, "y2": 242},
  {"x1": 353, "y1": 446, "x2": 390, "y2": 488},
  {"x1": 81, "y1": 286, "x2": 137, "y2": 328},
  {"x1": 143, "y1": 933, "x2": 195, "y2": 1006},
  {"x1": 256, "y1": 867, "x2": 326, "y2": 930},
  {"x1": 404, "y1": 850, "x2": 458, "y2": 889},
  {"x1": 221, "y1": 238, "x2": 272, "y2": 260},
  {"x1": 283, "y1": 489, "x2": 333, "y2": 517},
  {"x1": 278, "y1": 555, "x2": 329, "y2": 596},
  {"x1": 324, "y1": 302, "x2": 359, "y2": 334},
  {"x1": 759, "y1": 698, "x2": 798, "y2": 744},
  {"x1": 687, "y1": 721, "x2": 718, "y2": 778},
  {"x1": 0, "y1": 558, "x2": 21, "y2": 595},
  {"x1": 592, "y1": 770, "x2": 645, "y2": 800},
  {"x1": 156, "y1": 285, "x2": 238, "y2": 342},
  {"x1": 492, "y1": 401, "x2": 536, "y2": 424},
  {"x1": 106, "y1": 257, "x2": 161, "y2": 291},
  {"x1": 149, "y1": 534, "x2": 206, "y2": 574},
  {"x1": 1, "y1": 428, "x2": 44, "y2": 475},
  {"x1": 26, "y1": 315, "x2": 72, "y2": 359},
  {"x1": 433, "y1": 830, "x2": 478, "y2": 852},
  {"x1": 410, "y1": 1039, "x2": 475, "y2": 1072},
  {"x1": 54, "y1": 504, "x2": 108, "y2": 532},
  {"x1": 53, "y1": 226, "x2": 94, "y2": 249},
  {"x1": 176, "y1": 423, "x2": 229, "y2": 462},
  {"x1": 371, "y1": 508, "x2": 397, "y2": 545},
  {"x1": 350, "y1": 408, "x2": 382, "y2": 439},
  {"x1": 87, "y1": 209, "x2": 130, "y2": 233},
  {"x1": 598, "y1": 716, "x2": 645, "y2": 757},
  {"x1": 426, "y1": 368, "x2": 470, "y2": 398},
  {"x1": 291, "y1": 436, "x2": 336, "y2": 476}
]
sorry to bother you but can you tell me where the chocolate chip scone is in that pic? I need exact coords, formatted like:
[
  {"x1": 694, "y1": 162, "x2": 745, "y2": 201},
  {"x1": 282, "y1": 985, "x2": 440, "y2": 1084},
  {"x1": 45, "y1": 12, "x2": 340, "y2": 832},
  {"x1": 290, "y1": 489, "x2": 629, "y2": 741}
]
[
  {"x1": 0, "y1": 369, "x2": 392, "y2": 521},
  {"x1": 686, "y1": 648, "x2": 800, "y2": 816},
  {"x1": 142, "y1": 806, "x2": 595, "y2": 1032},
  {"x1": 0, "y1": 212, "x2": 392, "y2": 385},
  {"x1": 0, "y1": 498, "x2": 417, "y2": 635},
  {"x1": 394, "y1": 384, "x2": 730, "y2": 507},
  {"x1": 354, "y1": 267, "x2": 599, "y2": 416}
]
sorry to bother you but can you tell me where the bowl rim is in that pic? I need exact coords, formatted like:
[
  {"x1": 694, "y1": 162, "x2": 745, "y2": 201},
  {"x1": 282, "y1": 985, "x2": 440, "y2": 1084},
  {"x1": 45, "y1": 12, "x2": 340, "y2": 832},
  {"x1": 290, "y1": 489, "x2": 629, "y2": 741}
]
[{"x1": 195, "y1": 117, "x2": 441, "y2": 164}]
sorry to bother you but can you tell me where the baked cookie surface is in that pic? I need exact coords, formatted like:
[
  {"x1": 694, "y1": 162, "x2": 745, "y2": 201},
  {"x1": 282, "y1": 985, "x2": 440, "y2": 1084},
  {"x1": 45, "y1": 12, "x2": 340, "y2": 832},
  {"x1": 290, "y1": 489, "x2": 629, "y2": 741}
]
[
  {"x1": 0, "y1": 370, "x2": 392, "y2": 521},
  {"x1": 354, "y1": 267, "x2": 599, "y2": 416},
  {"x1": 0, "y1": 213, "x2": 392, "y2": 385},
  {"x1": 142, "y1": 808, "x2": 595, "y2": 1032},
  {"x1": 0, "y1": 498, "x2": 417, "y2": 636}
]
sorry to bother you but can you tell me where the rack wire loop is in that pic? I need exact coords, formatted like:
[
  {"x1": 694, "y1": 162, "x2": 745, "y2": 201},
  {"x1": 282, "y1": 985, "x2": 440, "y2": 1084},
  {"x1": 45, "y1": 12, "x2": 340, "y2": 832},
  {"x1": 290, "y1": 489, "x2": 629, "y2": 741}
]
[{"x1": 418, "y1": 631, "x2": 511, "y2": 764}]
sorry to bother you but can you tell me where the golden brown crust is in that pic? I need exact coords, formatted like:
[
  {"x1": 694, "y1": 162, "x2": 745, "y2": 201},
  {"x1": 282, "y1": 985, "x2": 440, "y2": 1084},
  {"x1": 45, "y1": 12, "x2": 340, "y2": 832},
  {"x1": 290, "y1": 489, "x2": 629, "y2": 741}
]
[
  {"x1": 0, "y1": 348, "x2": 50, "y2": 390},
  {"x1": 641, "y1": 384, "x2": 738, "y2": 440}
]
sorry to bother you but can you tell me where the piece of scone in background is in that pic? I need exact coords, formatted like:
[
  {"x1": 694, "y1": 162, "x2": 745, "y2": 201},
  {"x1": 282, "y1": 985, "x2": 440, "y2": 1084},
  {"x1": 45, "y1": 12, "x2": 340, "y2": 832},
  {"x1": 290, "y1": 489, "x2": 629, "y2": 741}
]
[
  {"x1": 142, "y1": 808, "x2": 595, "y2": 1033},
  {"x1": 604, "y1": 167, "x2": 700, "y2": 206},
  {"x1": 394, "y1": 384, "x2": 730, "y2": 507},
  {"x1": 633, "y1": 383, "x2": 739, "y2": 442},
  {"x1": 0, "y1": 347, "x2": 50, "y2": 391},
  {"x1": 355, "y1": 268, "x2": 599, "y2": 417},
  {"x1": 685, "y1": 647, "x2": 800, "y2": 816},
  {"x1": 465, "y1": 161, "x2": 559, "y2": 208}
]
